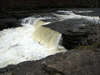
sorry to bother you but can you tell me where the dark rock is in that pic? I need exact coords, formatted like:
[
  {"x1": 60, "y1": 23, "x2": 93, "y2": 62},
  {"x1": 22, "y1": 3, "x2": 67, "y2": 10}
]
[
  {"x1": 42, "y1": 50, "x2": 100, "y2": 75},
  {"x1": 0, "y1": 18, "x2": 22, "y2": 30},
  {"x1": 61, "y1": 23, "x2": 100, "y2": 49},
  {"x1": 0, "y1": 50, "x2": 100, "y2": 75},
  {"x1": 45, "y1": 14, "x2": 100, "y2": 49}
]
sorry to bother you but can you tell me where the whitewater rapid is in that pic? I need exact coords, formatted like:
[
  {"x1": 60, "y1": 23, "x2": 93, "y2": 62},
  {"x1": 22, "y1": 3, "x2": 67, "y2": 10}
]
[
  {"x1": 0, "y1": 10, "x2": 100, "y2": 68},
  {"x1": 0, "y1": 16, "x2": 66, "y2": 68}
]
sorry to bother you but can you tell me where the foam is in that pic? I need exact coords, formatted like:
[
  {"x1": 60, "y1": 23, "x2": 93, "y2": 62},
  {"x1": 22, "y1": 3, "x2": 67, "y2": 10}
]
[
  {"x1": 0, "y1": 17, "x2": 66, "y2": 68},
  {"x1": 55, "y1": 10, "x2": 100, "y2": 24}
]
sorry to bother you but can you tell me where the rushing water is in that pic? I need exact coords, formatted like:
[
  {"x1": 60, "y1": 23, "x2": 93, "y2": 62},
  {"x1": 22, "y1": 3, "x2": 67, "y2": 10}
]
[
  {"x1": 0, "y1": 14, "x2": 66, "y2": 68},
  {"x1": 0, "y1": 9, "x2": 100, "y2": 68}
]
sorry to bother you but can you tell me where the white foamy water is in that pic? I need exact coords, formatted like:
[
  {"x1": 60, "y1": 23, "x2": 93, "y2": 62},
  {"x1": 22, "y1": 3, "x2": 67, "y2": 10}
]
[
  {"x1": 0, "y1": 17, "x2": 66, "y2": 68},
  {"x1": 56, "y1": 10, "x2": 100, "y2": 24}
]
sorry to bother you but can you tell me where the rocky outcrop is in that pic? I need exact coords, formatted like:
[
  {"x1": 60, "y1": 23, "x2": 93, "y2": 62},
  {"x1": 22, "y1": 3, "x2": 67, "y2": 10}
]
[
  {"x1": 44, "y1": 9, "x2": 100, "y2": 49},
  {"x1": 0, "y1": 49, "x2": 100, "y2": 75}
]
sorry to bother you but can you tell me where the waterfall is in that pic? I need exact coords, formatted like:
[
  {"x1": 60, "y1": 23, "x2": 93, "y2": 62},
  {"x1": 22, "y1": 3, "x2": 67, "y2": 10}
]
[
  {"x1": 1, "y1": 10, "x2": 99, "y2": 68},
  {"x1": 0, "y1": 16, "x2": 66, "y2": 68}
]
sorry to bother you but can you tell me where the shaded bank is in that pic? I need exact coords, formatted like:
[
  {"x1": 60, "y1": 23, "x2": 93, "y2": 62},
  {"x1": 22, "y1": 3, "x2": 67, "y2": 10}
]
[{"x1": 0, "y1": 0, "x2": 99, "y2": 10}]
